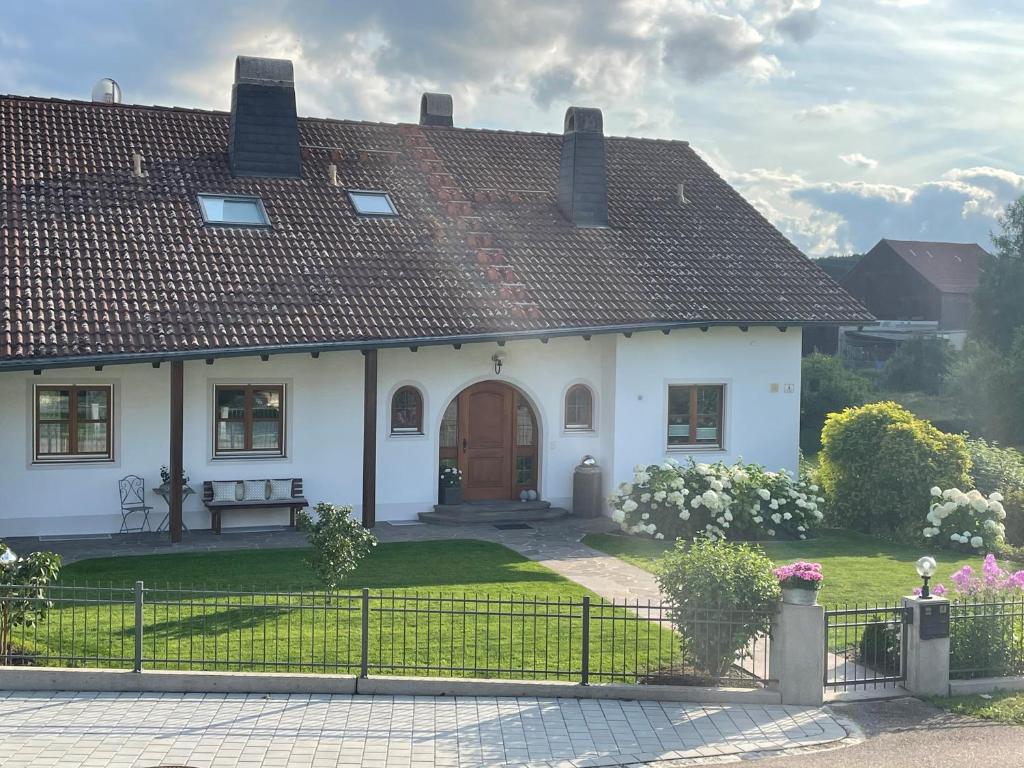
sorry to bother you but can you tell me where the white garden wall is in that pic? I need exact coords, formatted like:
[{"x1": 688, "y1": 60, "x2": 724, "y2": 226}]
[{"x1": 0, "y1": 327, "x2": 802, "y2": 537}]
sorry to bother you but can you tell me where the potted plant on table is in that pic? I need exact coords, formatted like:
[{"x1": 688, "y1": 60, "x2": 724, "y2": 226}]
[
  {"x1": 774, "y1": 561, "x2": 823, "y2": 605},
  {"x1": 439, "y1": 466, "x2": 463, "y2": 506},
  {"x1": 158, "y1": 464, "x2": 190, "y2": 493}
]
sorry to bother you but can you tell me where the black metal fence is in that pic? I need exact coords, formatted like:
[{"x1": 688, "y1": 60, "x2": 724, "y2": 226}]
[
  {"x1": 949, "y1": 596, "x2": 1024, "y2": 680},
  {"x1": 0, "y1": 583, "x2": 771, "y2": 687},
  {"x1": 824, "y1": 602, "x2": 907, "y2": 690}
]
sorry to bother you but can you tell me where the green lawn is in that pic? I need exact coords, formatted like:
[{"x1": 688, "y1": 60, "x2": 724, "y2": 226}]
[
  {"x1": 930, "y1": 692, "x2": 1024, "y2": 725},
  {"x1": 584, "y1": 529, "x2": 983, "y2": 606},
  {"x1": 16, "y1": 540, "x2": 679, "y2": 682}
]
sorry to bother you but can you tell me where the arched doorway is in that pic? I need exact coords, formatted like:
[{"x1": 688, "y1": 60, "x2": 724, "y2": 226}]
[{"x1": 439, "y1": 381, "x2": 539, "y2": 501}]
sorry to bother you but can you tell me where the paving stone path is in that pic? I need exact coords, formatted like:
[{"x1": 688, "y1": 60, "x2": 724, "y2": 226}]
[{"x1": 0, "y1": 691, "x2": 853, "y2": 767}]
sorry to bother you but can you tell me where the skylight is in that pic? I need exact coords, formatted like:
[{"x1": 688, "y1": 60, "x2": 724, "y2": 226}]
[
  {"x1": 198, "y1": 194, "x2": 270, "y2": 226},
  {"x1": 348, "y1": 190, "x2": 398, "y2": 217}
]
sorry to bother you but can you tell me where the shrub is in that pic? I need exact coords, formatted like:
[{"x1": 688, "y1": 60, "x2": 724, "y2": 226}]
[
  {"x1": 923, "y1": 487, "x2": 1006, "y2": 551},
  {"x1": 968, "y1": 438, "x2": 1024, "y2": 547},
  {"x1": 0, "y1": 542, "x2": 62, "y2": 664},
  {"x1": 948, "y1": 337, "x2": 1024, "y2": 445},
  {"x1": 819, "y1": 402, "x2": 971, "y2": 539},
  {"x1": 657, "y1": 540, "x2": 779, "y2": 678},
  {"x1": 296, "y1": 503, "x2": 377, "y2": 590},
  {"x1": 608, "y1": 459, "x2": 824, "y2": 543},
  {"x1": 882, "y1": 336, "x2": 955, "y2": 394},
  {"x1": 800, "y1": 354, "x2": 873, "y2": 444},
  {"x1": 858, "y1": 620, "x2": 901, "y2": 675},
  {"x1": 946, "y1": 555, "x2": 1024, "y2": 678}
]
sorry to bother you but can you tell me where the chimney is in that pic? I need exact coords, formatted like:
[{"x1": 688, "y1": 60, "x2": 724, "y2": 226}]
[
  {"x1": 419, "y1": 92, "x2": 454, "y2": 127},
  {"x1": 558, "y1": 107, "x2": 608, "y2": 227},
  {"x1": 229, "y1": 56, "x2": 302, "y2": 178}
]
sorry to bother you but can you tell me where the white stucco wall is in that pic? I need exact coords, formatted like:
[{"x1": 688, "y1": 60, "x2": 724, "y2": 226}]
[
  {"x1": 0, "y1": 327, "x2": 802, "y2": 537},
  {"x1": 610, "y1": 326, "x2": 802, "y2": 489}
]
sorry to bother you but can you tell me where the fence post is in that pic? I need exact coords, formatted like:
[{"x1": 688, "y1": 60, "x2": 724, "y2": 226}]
[
  {"x1": 580, "y1": 596, "x2": 590, "y2": 686},
  {"x1": 133, "y1": 580, "x2": 144, "y2": 673},
  {"x1": 360, "y1": 588, "x2": 370, "y2": 678},
  {"x1": 770, "y1": 600, "x2": 825, "y2": 705},
  {"x1": 902, "y1": 595, "x2": 950, "y2": 696}
]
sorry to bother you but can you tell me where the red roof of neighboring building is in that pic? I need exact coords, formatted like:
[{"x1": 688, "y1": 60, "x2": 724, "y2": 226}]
[
  {"x1": 0, "y1": 94, "x2": 872, "y2": 365},
  {"x1": 879, "y1": 239, "x2": 988, "y2": 294}
]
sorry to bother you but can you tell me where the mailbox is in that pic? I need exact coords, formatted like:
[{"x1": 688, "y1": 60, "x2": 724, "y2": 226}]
[{"x1": 918, "y1": 601, "x2": 950, "y2": 640}]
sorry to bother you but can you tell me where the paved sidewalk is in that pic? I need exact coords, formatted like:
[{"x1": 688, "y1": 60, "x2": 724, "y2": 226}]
[{"x1": 0, "y1": 691, "x2": 852, "y2": 767}]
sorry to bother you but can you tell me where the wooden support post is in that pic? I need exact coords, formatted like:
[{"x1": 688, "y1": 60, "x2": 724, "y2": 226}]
[
  {"x1": 362, "y1": 349, "x2": 378, "y2": 528},
  {"x1": 169, "y1": 360, "x2": 184, "y2": 543}
]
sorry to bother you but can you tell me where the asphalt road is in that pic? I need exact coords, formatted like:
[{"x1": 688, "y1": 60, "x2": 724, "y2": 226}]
[{"x1": 767, "y1": 697, "x2": 1024, "y2": 768}]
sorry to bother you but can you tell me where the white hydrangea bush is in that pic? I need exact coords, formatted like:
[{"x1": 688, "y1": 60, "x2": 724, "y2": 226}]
[
  {"x1": 609, "y1": 459, "x2": 824, "y2": 542},
  {"x1": 923, "y1": 486, "x2": 1006, "y2": 551}
]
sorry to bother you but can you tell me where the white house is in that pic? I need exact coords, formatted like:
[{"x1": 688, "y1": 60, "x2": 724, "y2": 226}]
[{"x1": 0, "y1": 56, "x2": 871, "y2": 539}]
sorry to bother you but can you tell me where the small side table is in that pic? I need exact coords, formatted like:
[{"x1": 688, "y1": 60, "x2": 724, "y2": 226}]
[{"x1": 153, "y1": 483, "x2": 195, "y2": 533}]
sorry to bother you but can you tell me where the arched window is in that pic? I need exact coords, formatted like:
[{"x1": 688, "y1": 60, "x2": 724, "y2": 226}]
[
  {"x1": 564, "y1": 384, "x2": 594, "y2": 431},
  {"x1": 391, "y1": 386, "x2": 423, "y2": 434}
]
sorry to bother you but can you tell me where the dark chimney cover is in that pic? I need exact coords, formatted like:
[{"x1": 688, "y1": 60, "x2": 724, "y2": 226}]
[
  {"x1": 229, "y1": 56, "x2": 302, "y2": 178},
  {"x1": 558, "y1": 106, "x2": 608, "y2": 227},
  {"x1": 419, "y1": 92, "x2": 454, "y2": 127}
]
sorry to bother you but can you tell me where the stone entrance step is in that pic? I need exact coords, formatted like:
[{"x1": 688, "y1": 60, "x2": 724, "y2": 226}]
[{"x1": 419, "y1": 500, "x2": 570, "y2": 525}]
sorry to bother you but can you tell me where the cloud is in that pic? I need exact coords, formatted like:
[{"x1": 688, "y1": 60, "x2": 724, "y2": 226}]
[
  {"x1": 732, "y1": 165, "x2": 1022, "y2": 255},
  {"x1": 839, "y1": 153, "x2": 879, "y2": 170}
]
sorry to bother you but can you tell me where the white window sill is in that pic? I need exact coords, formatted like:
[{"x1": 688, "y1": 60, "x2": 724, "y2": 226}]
[
  {"x1": 666, "y1": 445, "x2": 725, "y2": 453},
  {"x1": 211, "y1": 453, "x2": 287, "y2": 461},
  {"x1": 33, "y1": 456, "x2": 114, "y2": 465}
]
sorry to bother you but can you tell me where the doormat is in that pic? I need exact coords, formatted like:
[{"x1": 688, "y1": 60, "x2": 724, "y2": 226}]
[{"x1": 493, "y1": 523, "x2": 534, "y2": 530}]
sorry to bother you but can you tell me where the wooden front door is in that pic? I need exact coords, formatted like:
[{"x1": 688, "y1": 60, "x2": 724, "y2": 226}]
[{"x1": 458, "y1": 381, "x2": 515, "y2": 501}]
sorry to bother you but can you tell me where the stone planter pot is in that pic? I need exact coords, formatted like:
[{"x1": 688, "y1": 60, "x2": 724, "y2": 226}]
[
  {"x1": 439, "y1": 486, "x2": 463, "y2": 506},
  {"x1": 781, "y1": 586, "x2": 819, "y2": 606}
]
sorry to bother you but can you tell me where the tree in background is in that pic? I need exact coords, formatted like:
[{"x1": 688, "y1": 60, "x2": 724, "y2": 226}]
[
  {"x1": 882, "y1": 336, "x2": 955, "y2": 394},
  {"x1": 800, "y1": 354, "x2": 873, "y2": 448},
  {"x1": 813, "y1": 254, "x2": 862, "y2": 282},
  {"x1": 973, "y1": 197, "x2": 1024, "y2": 353}
]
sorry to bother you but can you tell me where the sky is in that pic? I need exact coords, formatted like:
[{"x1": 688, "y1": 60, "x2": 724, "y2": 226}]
[{"x1": 3, "y1": 0, "x2": 1023, "y2": 257}]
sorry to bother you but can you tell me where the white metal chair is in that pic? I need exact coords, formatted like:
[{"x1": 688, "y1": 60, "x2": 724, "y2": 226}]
[{"x1": 118, "y1": 475, "x2": 153, "y2": 533}]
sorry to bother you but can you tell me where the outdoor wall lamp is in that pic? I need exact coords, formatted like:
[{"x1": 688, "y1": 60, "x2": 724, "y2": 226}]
[
  {"x1": 492, "y1": 351, "x2": 506, "y2": 375},
  {"x1": 916, "y1": 555, "x2": 937, "y2": 598}
]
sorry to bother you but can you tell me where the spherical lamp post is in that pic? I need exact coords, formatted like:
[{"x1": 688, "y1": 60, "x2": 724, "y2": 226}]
[{"x1": 916, "y1": 556, "x2": 937, "y2": 599}]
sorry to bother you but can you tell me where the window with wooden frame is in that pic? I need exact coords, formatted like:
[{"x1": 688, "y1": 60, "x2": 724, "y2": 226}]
[
  {"x1": 564, "y1": 384, "x2": 594, "y2": 431},
  {"x1": 390, "y1": 386, "x2": 424, "y2": 435},
  {"x1": 667, "y1": 384, "x2": 725, "y2": 449},
  {"x1": 34, "y1": 385, "x2": 113, "y2": 461},
  {"x1": 438, "y1": 399, "x2": 458, "y2": 471},
  {"x1": 513, "y1": 394, "x2": 538, "y2": 495},
  {"x1": 213, "y1": 385, "x2": 285, "y2": 457}
]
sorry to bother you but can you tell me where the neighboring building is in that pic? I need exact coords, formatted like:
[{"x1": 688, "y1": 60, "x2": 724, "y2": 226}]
[
  {"x1": 0, "y1": 56, "x2": 870, "y2": 538},
  {"x1": 803, "y1": 238, "x2": 987, "y2": 361}
]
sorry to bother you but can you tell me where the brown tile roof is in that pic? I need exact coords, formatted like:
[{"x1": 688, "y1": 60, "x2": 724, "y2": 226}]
[
  {"x1": 0, "y1": 95, "x2": 872, "y2": 365},
  {"x1": 878, "y1": 239, "x2": 988, "y2": 294}
]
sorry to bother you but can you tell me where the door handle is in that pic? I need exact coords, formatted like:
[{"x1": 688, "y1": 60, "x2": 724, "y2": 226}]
[{"x1": 462, "y1": 438, "x2": 468, "y2": 453}]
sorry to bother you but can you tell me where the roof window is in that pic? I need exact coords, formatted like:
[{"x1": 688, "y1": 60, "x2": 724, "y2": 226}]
[
  {"x1": 348, "y1": 190, "x2": 398, "y2": 217},
  {"x1": 198, "y1": 194, "x2": 270, "y2": 226}
]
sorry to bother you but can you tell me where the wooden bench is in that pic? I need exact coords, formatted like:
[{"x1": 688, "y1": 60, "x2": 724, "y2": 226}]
[{"x1": 202, "y1": 478, "x2": 308, "y2": 534}]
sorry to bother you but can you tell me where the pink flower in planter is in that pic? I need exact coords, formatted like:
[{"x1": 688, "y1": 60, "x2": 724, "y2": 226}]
[{"x1": 774, "y1": 561, "x2": 823, "y2": 586}]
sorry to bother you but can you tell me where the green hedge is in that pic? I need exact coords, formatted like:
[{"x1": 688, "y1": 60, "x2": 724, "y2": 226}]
[{"x1": 819, "y1": 402, "x2": 971, "y2": 539}]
